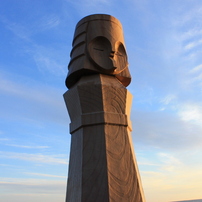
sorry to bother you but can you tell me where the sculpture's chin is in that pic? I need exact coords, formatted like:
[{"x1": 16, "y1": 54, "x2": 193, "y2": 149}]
[{"x1": 110, "y1": 59, "x2": 116, "y2": 68}]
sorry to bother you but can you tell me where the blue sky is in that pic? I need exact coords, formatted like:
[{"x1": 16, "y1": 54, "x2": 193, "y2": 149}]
[{"x1": 0, "y1": 0, "x2": 202, "y2": 201}]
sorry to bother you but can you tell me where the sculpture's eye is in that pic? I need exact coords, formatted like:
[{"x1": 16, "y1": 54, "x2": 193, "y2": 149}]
[
  {"x1": 88, "y1": 38, "x2": 128, "y2": 74},
  {"x1": 116, "y1": 43, "x2": 126, "y2": 57},
  {"x1": 88, "y1": 37, "x2": 115, "y2": 72},
  {"x1": 108, "y1": 42, "x2": 128, "y2": 74}
]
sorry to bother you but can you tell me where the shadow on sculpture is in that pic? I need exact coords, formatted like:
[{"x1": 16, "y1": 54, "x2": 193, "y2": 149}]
[{"x1": 64, "y1": 14, "x2": 145, "y2": 202}]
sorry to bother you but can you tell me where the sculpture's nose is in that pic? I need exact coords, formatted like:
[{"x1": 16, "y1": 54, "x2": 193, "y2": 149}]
[
  {"x1": 111, "y1": 43, "x2": 116, "y2": 54},
  {"x1": 109, "y1": 51, "x2": 115, "y2": 58}
]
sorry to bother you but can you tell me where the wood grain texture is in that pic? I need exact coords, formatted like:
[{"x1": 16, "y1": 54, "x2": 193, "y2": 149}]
[
  {"x1": 82, "y1": 125, "x2": 109, "y2": 202},
  {"x1": 65, "y1": 129, "x2": 83, "y2": 202},
  {"x1": 64, "y1": 74, "x2": 145, "y2": 202},
  {"x1": 105, "y1": 125, "x2": 143, "y2": 202}
]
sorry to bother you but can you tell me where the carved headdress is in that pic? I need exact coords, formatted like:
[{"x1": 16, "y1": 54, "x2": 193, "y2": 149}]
[{"x1": 65, "y1": 14, "x2": 131, "y2": 88}]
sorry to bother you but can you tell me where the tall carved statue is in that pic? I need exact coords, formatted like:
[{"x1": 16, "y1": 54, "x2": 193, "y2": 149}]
[{"x1": 64, "y1": 14, "x2": 145, "y2": 202}]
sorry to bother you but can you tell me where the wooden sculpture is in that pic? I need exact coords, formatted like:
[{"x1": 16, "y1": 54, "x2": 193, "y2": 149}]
[{"x1": 64, "y1": 14, "x2": 145, "y2": 202}]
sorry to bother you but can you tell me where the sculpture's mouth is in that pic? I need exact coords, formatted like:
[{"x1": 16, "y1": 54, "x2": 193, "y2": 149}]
[{"x1": 109, "y1": 53, "x2": 116, "y2": 69}]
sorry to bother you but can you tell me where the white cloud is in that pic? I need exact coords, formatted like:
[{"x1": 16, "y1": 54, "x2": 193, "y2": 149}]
[
  {"x1": 0, "y1": 194, "x2": 64, "y2": 202},
  {"x1": 0, "y1": 71, "x2": 61, "y2": 101},
  {"x1": 142, "y1": 165, "x2": 202, "y2": 202},
  {"x1": 33, "y1": 53, "x2": 66, "y2": 76},
  {"x1": 0, "y1": 138, "x2": 10, "y2": 141},
  {"x1": 0, "y1": 72, "x2": 63, "y2": 108},
  {"x1": 1, "y1": 16, "x2": 67, "y2": 79},
  {"x1": 25, "y1": 172, "x2": 66, "y2": 179},
  {"x1": 0, "y1": 178, "x2": 66, "y2": 201},
  {"x1": 184, "y1": 64, "x2": 202, "y2": 90},
  {"x1": 141, "y1": 150, "x2": 202, "y2": 202},
  {"x1": 1, "y1": 14, "x2": 60, "y2": 42},
  {"x1": 0, "y1": 71, "x2": 68, "y2": 125},
  {"x1": 160, "y1": 94, "x2": 177, "y2": 105},
  {"x1": 184, "y1": 39, "x2": 202, "y2": 50},
  {"x1": 39, "y1": 15, "x2": 60, "y2": 30},
  {"x1": 192, "y1": 73, "x2": 202, "y2": 83},
  {"x1": 0, "y1": 152, "x2": 68, "y2": 165},
  {"x1": 177, "y1": 103, "x2": 202, "y2": 125},
  {"x1": 158, "y1": 152, "x2": 182, "y2": 172},
  {"x1": 181, "y1": 28, "x2": 202, "y2": 41},
  {"x1": 5, "y1": 144, "x2": 49, "y2": 149},
  {"x1": 4, "y1": 21, "x2": 31, "y2": 41},
  {"x1": 190, "y1": 64, "x2": 202, "y2": 73},
  {"x1": 132, "y1": 109, "x2": 202, "y2": 151},
  {"x1": 0, "y1": 177, "x2": 65, "y2": 185}
]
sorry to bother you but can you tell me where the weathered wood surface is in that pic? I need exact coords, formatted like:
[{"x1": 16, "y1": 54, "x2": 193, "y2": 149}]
[
  {"x1": 64, "y1": 14, "x2": 145, "y2": 202},
  {"x1": 64, "y1": 74, "x2": 145, "y2": 202}
]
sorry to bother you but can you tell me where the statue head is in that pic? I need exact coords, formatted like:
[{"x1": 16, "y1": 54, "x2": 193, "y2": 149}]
[{"x1": 65, "y1": 14, "x2": 131, "y2": 88}]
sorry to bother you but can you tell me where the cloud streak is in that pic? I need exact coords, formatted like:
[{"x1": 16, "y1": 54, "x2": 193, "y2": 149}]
[
  {"x1": 38, "y1": 15, "x2": 60, "y2": 30},
  {"x1": 141, "y1": 150, "x2": 202, "y2": 202},
  {"x1": 5, "y1": 144, "x2": 49, "y2": 149},
  {"x1": 177, "y1": 102, "x2": 202, "y2": 125},
  {"x1": 0, "y1": 152, "x2": 68, "y2": 165},
  {"x1": 132, "y1": 109, "x2": 202, "y2": 151},
  {"x1": 25, "y1": 172, "x2": 66, "y2": 179},
  {"x1": 0, "y1": 71, "x2": 69, "y2": 125},
  {"x1": 184, "y1": 39, "x2": 202, "y2": 50},
  {"x1": 0, "y1": 177, "x2": 66, "y2": 201}
]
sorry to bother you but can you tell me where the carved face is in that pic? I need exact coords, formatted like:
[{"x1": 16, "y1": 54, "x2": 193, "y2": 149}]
[
  {"x1": 88, "y1": 36, "x2": 128, "y2": 74},
  {"x1": 65, "y1": 15, "x2": 131, "y2": 88}
]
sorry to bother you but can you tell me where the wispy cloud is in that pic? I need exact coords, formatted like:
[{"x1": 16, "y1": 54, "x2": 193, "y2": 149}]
[
  {"x1": 2, "y1": 19, "x2": 32, "y2": 41},
  {"x1": 160, "y1": 94, "x2": 177, "y2": 109},
  {"x1": 132, "y1": 109, "x2": 202, "y2": 151},
  {"x1": 33, "y1": 51, "x2": 66, "y2": 76},
  {"x1": 189, "y1": 70, "x2": 202, "y2": 84},
  {"x1": 0, "y1": 194, "x2": 65, "y2": 202},
  {"x1": 158, "y1": 152, "x2": 182, "y2": 172},
  {"x1": 1, "y1": 14, "x2": 60, "y2": 41},
  {"x1": 181, "y1": 28, "x2": 202, "y2": 41},
  {"x1": 137, "y1": 157, "x2": 161, "y2": 167},
  {"x1": 0, "y1": 152, "x2": 68, "y2": 165},
  {"x1": 0, "y1": 138, "x2": 10, "y2": 141},
  {"x1": 1, "y1": 15, "x2": 66, "y2": 78},
  {"x1": 0, "y1": 178, "x2": 66, "y2": 198},
  {"x1": 66, "y1": 0, "x2": 110, "y2": 6},
  {"x1": 0, "y1": 72, "x2": 62, "y2": 108},
  {"x1": 142, "y1": 166, "x2": 202, "y2": 202},
  {"x1": 184, "y1": 39, "x2": 202, "y2": 50},
  {"x1": 65, "y1": 0, "x2": 112, "y2": 16},
  {"x1": 25, "y1": 172, "x2": 66, "y2": 179},
  {"x1": 177, "y1": 102, "x2": 202, "y2": 125},
  {"x1": 0, "y1": 70, "x2": 65, "y2": 108},
  {"x1": 141, "y1": 150, "x2": 202, "y2": 202},
  {"x1": 0, "y1": 71, "x2": 69, "y2": 126},
  {"x1": 38, "y1": 15, "x2": 60, "y2": 30},
  {"x1": 190, "y1": 64, "x2": 202, "y2": 73},
  {"x1": 5, "y1": 144, "x2": 49, "y2": 149}
]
